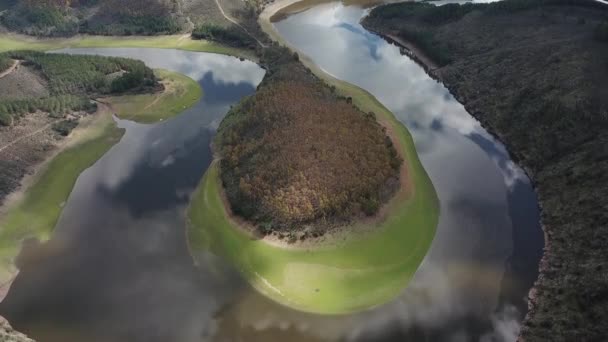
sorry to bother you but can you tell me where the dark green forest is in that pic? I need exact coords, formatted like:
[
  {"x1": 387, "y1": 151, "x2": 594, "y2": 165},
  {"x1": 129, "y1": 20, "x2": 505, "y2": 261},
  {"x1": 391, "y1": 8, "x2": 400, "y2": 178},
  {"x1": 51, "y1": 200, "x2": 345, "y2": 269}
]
[
  {"x1": 364, "y1": 1, "x2": 608, "y2": 339},
  {"x1": 192, "y1": 24, "x2": 255, "y2": 48},
  {"x1": 0, "y1": 51, "x2": 157, "y2": 127},
  {"x1": 0, "y1": 0, "x2": 181, "y2": 36},
  {"x1": 1, "y1": 0, "x2": 79, "y2": 36},
  {"x1": 364, "y1": 0, "x2": 608, "y2": 66}
]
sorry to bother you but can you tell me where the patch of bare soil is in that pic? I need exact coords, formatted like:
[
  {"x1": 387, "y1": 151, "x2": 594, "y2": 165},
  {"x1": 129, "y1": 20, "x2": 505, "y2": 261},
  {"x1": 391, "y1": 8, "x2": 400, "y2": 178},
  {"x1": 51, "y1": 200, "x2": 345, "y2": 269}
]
[
  {"x1": 0, "y1": 112, "x2": 61, "y2": 206},
  {"x1": 0, "y1": 65, "x2": 49, "y2": 101}
]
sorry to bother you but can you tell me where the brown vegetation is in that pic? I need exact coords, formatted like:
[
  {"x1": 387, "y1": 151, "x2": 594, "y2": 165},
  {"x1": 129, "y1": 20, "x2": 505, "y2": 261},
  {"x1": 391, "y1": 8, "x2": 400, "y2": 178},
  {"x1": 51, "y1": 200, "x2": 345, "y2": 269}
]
[{"x1": 216, "y1": 46, "x2": 401, "y2": 232}]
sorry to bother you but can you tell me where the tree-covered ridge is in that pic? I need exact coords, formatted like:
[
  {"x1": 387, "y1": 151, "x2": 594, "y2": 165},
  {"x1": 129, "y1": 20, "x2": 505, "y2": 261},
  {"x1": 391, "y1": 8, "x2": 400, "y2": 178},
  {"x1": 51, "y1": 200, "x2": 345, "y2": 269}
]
[
  {"x1": 363, "y1": 1, "x2": 608, "y2": 339},
  {"x1": 80, "y1": 0, "x2": 181, "y2": 36},
  {"x1": 0, "y1": 51, "x2": 158, "y2": 126},
  {"x1": 0, "y1": 0, "x2": 181, "y2": 36},
  {"x1": 0, "y1": 55, "x2": 12, "y2": 73},
  {"x1": 192, "y1": 24, "x2": 256, "y2": 49},
  {"x1": 7, "y1": 51, "x2": 156, "y2": 94},
  {"x1": 215, "y1": 46, "x2": 401, "y2": 232},
  {"x1": 364, "y1": 0, "x2": 608, "y2": 66}
]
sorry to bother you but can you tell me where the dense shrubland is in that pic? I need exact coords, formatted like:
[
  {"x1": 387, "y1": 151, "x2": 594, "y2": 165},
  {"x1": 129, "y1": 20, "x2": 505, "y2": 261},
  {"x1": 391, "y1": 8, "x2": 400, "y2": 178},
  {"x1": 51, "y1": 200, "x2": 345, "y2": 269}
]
[
  {"x1": 0, "y1": 51, "x2": 157, "y2": 127},
  {"x1": 7, "y1": 51, "x2": 156, "y2": 94},
  {"x1": 0, "y1": 0, "x2": 79, "y2": 36},
  {"x1": 52, "y1": 119, "x2": 79, "y2": 136},
  {"x1": 215, "y1": 45, "x2": 401, "y2": 232},
  {"x1": 364, "y1": 0, "x2": 608, "y2": 339},
  {"x1": 364, "y1": 0, "x2": 608, "y2": 66},
  {"x1": 192, "y1": 24, "x2": 256, "y2": 48},
  {"x1": 81, "y1": 0, "x2": 181, "y2": 35},
  {"x1": 0, "y1": 0, "x2": 181, "y2": 36}
]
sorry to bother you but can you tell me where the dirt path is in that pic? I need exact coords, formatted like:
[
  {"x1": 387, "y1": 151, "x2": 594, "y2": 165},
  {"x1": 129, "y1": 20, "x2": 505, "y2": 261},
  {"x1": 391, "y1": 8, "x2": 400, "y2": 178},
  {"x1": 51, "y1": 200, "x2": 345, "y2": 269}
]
[
  {"x1": 0, "y1": 60, "x2": 20, "y2": 79},
  {"x1": 0, "y1": 119, "x2": 61, "y2": 154},
  {"x1": 215, "y1": 0, "x2": 267, "y2": 48},
  {"x1": 141, "y1": 77, "x2": 176, "y2": 111}
]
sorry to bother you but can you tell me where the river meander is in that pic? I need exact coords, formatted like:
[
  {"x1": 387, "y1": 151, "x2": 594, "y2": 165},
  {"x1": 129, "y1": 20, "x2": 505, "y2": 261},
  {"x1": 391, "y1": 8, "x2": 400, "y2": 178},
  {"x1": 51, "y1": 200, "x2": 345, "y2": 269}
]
[{"x1": 0, "y1": 2, "x2": 543, "y2": 341}]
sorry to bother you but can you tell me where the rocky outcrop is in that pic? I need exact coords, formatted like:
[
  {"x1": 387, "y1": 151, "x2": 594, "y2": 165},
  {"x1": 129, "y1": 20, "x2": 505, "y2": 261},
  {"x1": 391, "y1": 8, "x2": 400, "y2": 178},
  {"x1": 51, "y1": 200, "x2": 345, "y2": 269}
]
[{"x1": 0, "y1": 317, "x2": 33, "y2": 342}]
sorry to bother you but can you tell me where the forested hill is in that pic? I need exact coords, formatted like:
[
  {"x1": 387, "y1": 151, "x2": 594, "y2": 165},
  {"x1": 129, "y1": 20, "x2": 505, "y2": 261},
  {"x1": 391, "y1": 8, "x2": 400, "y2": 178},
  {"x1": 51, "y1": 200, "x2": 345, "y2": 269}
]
[
  {"x1": 0, "y1": 0, "x2": 183, "y2": 36},
  {"x1": 215, "y1": 46, "x2": 402, "y2": 236},
  {"x1": 0, "y1": 51, "x2": 158, "y2": 126},
  {"x1": 363, "y1": 0, "x2": 608, "y2": 66},
  {"x1": 363, "y1": 0, "x2": 608, "y2": 340}
]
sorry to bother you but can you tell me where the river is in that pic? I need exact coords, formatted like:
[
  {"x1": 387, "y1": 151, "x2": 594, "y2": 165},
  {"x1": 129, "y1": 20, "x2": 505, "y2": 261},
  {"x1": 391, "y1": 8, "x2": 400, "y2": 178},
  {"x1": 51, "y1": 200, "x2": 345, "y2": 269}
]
[{"x1": 0, "y1": 2, "x2": 543, "y2": 342}]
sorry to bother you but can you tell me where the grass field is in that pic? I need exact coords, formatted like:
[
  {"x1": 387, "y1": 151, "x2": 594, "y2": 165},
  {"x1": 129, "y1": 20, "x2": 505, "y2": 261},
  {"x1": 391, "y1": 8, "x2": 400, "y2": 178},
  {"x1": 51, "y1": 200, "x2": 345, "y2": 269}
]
[
  {"x1": 187, "y1": 90, "x2": 439, "y2": 314},
  {"x1": 0, "y1": 109, "x2": 124, "y2": 281},
  {"x1": 0, "y1": 34, "x2": 254, "y2": 59},
  {"x1": 106, "y1": 69, "x2": 203, "y2": 123}
]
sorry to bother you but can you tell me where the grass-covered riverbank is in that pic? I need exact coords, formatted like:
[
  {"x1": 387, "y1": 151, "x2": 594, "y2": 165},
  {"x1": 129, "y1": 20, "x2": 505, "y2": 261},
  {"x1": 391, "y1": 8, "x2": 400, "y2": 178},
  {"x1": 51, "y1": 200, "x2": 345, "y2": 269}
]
[
  {"x1": 186, "y1": 0, "x2": 439, "y2": 314},
  {"x1": 0, "y1": 104, "x2": 122, "y2": 281},
  {"x1": 106, "y1": 69, "x2": 202, "y2": 123},
  {"x1": 0, "y1": 34, "x2": 253, "y2": 59},
  {"x1": 188, "y1": 118, "x2": 438, "y2": 313}
]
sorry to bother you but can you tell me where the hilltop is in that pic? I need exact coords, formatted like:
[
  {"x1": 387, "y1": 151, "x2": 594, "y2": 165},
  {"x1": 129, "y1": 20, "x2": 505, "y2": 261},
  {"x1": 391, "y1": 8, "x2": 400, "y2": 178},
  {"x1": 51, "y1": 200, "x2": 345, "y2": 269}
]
[{"x1": 215, "y1": 46, "x2": 402, "y2": 236}]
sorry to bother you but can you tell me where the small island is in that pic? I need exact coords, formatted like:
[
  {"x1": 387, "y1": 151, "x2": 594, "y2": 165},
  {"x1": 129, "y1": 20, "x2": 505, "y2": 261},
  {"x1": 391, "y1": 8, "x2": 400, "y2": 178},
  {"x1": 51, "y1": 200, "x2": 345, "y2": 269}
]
[{"x1": 187, "y1": 45, "x2": 439, "y2": 314}]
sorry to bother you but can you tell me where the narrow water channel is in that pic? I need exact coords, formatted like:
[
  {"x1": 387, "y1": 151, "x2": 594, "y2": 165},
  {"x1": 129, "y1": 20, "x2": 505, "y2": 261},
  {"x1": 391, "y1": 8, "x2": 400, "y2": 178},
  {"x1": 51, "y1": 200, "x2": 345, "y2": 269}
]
[{"x1": 0, "y1": 3, "x2": 543, "y2": 341}]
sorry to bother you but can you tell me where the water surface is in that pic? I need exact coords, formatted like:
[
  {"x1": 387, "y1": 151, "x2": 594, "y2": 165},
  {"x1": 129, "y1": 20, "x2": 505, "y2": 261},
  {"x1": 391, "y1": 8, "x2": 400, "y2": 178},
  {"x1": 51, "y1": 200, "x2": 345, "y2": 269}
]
[
  {"x1": 0, "y1": 5, "x2": 543, "y2": 341},
  {"x1": 271, "y1": 3, "x2": 543, "y2": 341},
  {"x1": 0, "y1": 48, "x2": 266, "y2": 342}
]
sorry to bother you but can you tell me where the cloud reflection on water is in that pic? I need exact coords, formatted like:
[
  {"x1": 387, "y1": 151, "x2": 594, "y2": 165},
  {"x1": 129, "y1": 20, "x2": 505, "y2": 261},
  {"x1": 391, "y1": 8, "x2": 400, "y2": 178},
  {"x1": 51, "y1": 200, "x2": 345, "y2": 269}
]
[{"x1": 234, "y1": 2, "x2": 546, "y2": 341}]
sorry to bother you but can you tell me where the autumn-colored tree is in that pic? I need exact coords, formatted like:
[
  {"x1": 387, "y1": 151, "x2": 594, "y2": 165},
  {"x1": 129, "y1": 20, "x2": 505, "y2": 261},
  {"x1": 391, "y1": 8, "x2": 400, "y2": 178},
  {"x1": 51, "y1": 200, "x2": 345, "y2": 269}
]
[{"x1": 217, "y1": 52, "x2": 402, "y2": 232}]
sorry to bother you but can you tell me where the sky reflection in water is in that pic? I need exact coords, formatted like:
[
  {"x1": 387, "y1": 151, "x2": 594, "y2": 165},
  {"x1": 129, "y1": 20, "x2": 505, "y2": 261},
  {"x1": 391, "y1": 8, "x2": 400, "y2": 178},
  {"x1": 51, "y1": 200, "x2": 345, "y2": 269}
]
[
  {"x1": 268, "y1": 3, "x2": 542, "y2": 341},
  {"x1": 1, "y1": 48, "x2": 266, "y2": 342},
  {"x1": 0, "y1": 5, "x2": 543, "y2": 340}
]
